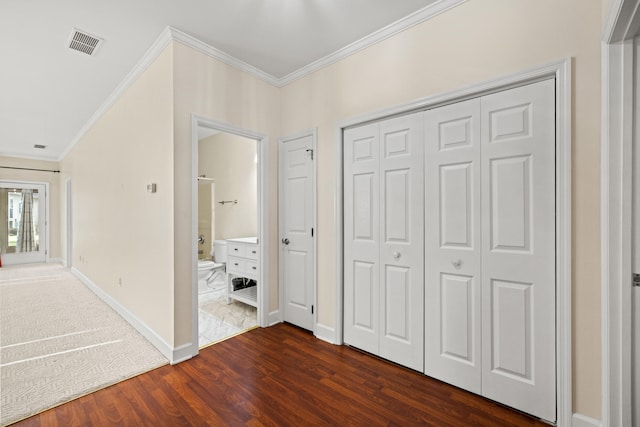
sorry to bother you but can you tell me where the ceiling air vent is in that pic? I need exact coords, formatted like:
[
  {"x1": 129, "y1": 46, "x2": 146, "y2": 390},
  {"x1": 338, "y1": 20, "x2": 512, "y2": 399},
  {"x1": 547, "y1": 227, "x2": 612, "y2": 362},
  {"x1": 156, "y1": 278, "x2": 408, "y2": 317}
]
[
  {"x1": 34, "y1": 144, "x2": 46, "y2": 149},
  {"x1": 67, "y1": 28, "x2": 103, "y2": 56}
]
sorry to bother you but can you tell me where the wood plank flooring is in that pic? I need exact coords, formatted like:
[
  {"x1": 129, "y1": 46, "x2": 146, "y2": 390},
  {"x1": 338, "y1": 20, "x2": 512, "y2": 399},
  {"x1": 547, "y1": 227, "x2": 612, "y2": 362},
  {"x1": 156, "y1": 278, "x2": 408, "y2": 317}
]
[{"x1": 13, "y1": 323, "x2": 548, "y2": 426}]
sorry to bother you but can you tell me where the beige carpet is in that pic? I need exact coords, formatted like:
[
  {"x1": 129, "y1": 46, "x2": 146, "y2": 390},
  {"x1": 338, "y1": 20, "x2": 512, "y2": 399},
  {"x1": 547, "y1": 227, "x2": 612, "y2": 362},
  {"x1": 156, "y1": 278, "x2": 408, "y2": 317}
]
[{"x1": 0, "y1": 264, "x2": 168, "y2": 426}]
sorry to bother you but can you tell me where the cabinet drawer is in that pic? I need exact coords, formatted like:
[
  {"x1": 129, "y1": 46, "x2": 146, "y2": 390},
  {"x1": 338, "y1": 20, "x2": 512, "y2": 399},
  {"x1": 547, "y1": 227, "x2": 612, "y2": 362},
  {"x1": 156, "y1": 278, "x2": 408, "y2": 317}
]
[
  {"x1": 227, "y1": 243, "x2": 246, "y2": 258},
  {"x1": 245, "y1": 260, "x2": 258, "y2": 278},
  {"x1": 227, "y1": 257, "x2": 246, "y2": 274},
  {"x1": 245, "y1": 245, "x2": 259, "y2": 260}
]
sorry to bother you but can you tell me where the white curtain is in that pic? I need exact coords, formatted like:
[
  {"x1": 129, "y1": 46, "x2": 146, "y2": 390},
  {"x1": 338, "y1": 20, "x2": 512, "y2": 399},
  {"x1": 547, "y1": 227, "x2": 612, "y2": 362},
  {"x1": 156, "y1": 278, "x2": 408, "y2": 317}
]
[{"x1": 16, "y1": 190, "x2": 36, "y2": 252}]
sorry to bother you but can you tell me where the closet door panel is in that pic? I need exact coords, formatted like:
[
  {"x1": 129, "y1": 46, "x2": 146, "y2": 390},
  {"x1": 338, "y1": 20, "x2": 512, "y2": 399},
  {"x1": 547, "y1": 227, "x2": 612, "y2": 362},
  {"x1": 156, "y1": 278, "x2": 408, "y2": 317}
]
[
  {"x1": 379, "y1": 112, "x2": 424, "y2": 371},
  {"x1": 480, "y1": 79, "x2": 556, "y2": 422},
  {"x1": 344, "y1": 123, "x2": 380, "y2": 354},
  {"x1": 424, "y1": 99, "x2": 482, "y2": 393}
]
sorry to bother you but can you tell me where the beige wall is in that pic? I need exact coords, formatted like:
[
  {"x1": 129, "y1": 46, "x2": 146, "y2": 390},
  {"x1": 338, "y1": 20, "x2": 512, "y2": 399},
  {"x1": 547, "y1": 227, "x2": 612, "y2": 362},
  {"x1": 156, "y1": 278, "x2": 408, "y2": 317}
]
[
  {"x1": 0, "y1": 156, "x2": 62, "y2": 260},
  {"x1": 37, "y1": 0, "x2": 607, "y2": 417},
  {"x1": 172, "y1": 40, "x2": 281, "y2": 343},
  {"x1": 280, "y1": 0, "x2": 602, "y2": 419},
  {"x1": 60, "y1": 45, "x2": 176, "y2": 345},
  {"x1": 198, "y1": 132, "x2": 257, "y2": 243}
]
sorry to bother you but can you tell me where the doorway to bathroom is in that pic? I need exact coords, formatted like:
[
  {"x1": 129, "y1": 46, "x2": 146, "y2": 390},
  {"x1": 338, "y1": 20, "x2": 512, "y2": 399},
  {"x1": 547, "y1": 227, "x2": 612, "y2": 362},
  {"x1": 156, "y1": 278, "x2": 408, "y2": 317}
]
[{"x1": 191, "y1": 116, "x2": 268, "y2": 350}]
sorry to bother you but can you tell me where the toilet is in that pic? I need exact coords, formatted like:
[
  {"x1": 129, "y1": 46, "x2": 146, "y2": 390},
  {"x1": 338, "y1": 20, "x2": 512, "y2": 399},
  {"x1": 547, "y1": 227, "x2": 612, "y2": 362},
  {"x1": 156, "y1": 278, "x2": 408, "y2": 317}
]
[{"x1": 197, "y1": 240, "x2": 227, "y2": 293}]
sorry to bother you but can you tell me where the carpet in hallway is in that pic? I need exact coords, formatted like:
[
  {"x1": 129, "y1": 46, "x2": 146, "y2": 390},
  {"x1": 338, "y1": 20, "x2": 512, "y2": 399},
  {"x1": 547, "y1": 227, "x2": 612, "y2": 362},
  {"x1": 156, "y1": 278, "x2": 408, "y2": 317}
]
[{"x1": 0, "y1": 264, "x2": 167, "y2": 425}]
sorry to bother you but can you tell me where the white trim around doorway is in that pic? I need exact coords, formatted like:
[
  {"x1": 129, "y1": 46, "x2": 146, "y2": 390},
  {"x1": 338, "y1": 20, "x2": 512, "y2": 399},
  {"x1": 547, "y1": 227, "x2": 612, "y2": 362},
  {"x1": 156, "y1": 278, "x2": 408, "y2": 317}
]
[
  {"x1": 189, "y1": 115, "x2": 270, "y2": 357},
  {"x1": 601, "y1": 1, "x2": 640, "y2": 425},
  {"x1": 334, "y1": 58, "x2": 572, "y2": 426},
  {"x1": 278, "y1": 129, "x2": 319, "y2": 335},
  {"x1": 65, "y1": 177, "x2": 72, "y2": 268},
  {"x1": 0, "y1": 179, "x2": 50, "y2": 265}
]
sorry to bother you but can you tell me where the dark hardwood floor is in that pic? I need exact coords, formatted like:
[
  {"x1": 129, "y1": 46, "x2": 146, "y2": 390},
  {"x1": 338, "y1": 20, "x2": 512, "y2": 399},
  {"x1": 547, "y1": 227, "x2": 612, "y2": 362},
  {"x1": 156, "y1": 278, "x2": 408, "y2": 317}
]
[{"x1": 14, "y1": 323, "x2": 548, "y2": 426}]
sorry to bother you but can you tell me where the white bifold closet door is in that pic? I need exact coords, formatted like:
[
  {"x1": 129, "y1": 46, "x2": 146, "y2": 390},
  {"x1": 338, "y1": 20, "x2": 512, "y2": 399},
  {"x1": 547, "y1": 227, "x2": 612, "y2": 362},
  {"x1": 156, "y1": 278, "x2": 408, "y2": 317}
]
[
  {"x1": 424, "y1": 98, "x2": 483, "y2": 394},
  {"x1": 344, "y1": 112, "x2": 424, "y2": 371},
  {"x1": 425, "y1": 79, "x2": 556, "y2": 422}
]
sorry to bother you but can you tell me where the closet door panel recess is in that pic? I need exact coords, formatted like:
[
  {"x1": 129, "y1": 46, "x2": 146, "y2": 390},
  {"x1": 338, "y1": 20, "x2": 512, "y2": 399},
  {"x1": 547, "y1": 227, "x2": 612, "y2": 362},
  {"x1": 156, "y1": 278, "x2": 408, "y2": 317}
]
[
  {"x1": 344, "y1": 79, "x2": 555, "y2": 422},
  {"x1": 344, "y1": 112, "x2": 424, "y2": 371},
  {"x1": 379, "y1": 113, "x2": 424, "y2": 371},
  {"x1": 480, "y1": 79, "x2": 556, "y2": 422},
  {"x1": 344, "y1": 122, "x2": 380, "y2": 356},
  {"x1": 425, "y1": 98, "x2": 483, "y2": 394}
]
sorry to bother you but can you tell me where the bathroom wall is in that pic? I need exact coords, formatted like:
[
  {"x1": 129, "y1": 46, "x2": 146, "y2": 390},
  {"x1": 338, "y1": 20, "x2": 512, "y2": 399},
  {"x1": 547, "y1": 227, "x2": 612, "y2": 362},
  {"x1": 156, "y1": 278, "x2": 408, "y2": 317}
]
[{"x1": 198, "y1": 132, "x2": 257, "y2": 247}]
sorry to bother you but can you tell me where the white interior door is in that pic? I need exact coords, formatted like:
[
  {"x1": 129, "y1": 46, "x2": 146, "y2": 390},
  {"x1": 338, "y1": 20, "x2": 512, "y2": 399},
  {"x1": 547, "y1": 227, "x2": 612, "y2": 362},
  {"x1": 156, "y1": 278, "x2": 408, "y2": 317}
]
[
  {"x1": 344, "y1": 122, "x2": 380, "y2": 355},
  {"x1": 424, "y1": 98, "x2": 482, "y2": 393},
  {"x1": 279, "y1": 133, "x2": 315, "y2": 331},
  {"x1": 0, "y1": 181, "x2": 47, "y2": 265},
  {"x1": 480, "y1": 80, "x2": 556, "y2": 422},
  {"x1": 378, "y1": 113, "x2": 424, "y2": 371},
  {"x1": 344, "y1": 113, "x2": 424, "y2": 371}
]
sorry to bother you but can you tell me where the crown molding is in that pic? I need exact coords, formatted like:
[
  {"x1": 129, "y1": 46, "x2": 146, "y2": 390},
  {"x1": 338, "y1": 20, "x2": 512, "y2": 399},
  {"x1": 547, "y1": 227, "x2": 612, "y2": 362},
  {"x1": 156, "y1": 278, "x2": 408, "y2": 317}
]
[
  {"x1": 59, "y1": 27, "x2": 175, "y2": 161},
  {"x1": 168, "y1": 0, "x2": 467, "y2": 88},
  {"x1": 0, "y1": 150, "x2": 61, "y2": 163},
  {"x1": 602, "y1": 0, "x2": 640, "y2": 43},
  {"x1": 278, "y1": 0, "x2": 467, "y2": 86},
  {"x1": 58, "y1": 0, "x2": 467, "y2": 161},
  {"x1": 167, "y1": 27, "x2": 280, "y2": 86}
]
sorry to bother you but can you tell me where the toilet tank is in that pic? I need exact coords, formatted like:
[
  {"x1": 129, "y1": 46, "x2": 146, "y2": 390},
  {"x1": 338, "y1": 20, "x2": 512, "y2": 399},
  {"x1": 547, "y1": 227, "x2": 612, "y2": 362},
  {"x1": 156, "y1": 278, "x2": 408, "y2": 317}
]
[{"x1": 213, "y1": 240, "x2": 227, "y2": 263}]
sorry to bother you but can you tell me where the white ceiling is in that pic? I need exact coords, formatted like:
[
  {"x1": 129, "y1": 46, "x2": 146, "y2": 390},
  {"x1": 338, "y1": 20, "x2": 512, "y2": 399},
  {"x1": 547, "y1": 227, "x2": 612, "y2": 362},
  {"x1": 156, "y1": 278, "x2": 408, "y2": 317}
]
[{"x1": 0, "y1": 0, "x2": 443, "y2": 161}]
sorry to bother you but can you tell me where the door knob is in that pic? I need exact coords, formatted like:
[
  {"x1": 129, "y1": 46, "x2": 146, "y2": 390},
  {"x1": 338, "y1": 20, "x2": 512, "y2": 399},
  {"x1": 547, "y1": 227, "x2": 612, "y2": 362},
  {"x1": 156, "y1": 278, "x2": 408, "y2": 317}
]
[
  {"x1": 452, "y1": 259, "x2": 462, "y2": 269},
  {"x1": 393, "y1": 251, "x2": 401, "y2": 260},
  {"x1": 281, "y1": 238, "x2": 290, "y2": 245}
]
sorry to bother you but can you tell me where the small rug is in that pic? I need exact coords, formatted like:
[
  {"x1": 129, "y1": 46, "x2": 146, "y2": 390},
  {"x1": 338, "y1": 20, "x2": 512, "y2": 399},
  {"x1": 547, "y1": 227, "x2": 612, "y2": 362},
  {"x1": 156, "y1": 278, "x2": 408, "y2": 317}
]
[{"x1": 0, "y1": 264, "x2": 168, "y2": 426}]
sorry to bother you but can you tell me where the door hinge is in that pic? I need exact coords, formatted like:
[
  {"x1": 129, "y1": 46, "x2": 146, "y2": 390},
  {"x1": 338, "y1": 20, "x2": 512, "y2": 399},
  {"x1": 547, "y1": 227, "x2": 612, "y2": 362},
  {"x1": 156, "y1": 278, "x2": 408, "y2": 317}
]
[
  {"x1": 311, "y1": 227, "x2": 314, "y2": 237},
  {"x1": 634, "y1": 273, "x2": 640, "y2": 287},
  {"x1": 311, "y1": 305, "x2": 314, "y2": 314},
  {"x1": 306, "y1": 148, "x2": 314, "y2": 160}
]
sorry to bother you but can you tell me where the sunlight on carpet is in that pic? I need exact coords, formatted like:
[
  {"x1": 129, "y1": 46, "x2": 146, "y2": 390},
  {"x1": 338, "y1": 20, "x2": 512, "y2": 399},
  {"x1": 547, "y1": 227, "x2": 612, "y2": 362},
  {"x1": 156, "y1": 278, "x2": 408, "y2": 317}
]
[{"x1": 0, "y1": 264, "x2": 168, "y2": 425}]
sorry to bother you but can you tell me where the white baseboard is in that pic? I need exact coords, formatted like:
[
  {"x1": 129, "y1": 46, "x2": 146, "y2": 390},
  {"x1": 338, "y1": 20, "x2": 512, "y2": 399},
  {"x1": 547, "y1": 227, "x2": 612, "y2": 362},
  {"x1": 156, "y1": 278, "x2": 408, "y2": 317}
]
[
  {"x1": 71, "y1": 267, "x2": 188, "y2": 364},
  {"x1": 171, "y1": 343, "x2": 195, "y2": 365},
  {"x1": 268, "y1": 310, "x2": 281, "y2": 326},
  {"x1": 572, "y1": 413, "x2": 601, "y2": 427},
  {"x1": 314, "y1": 323, "x2": 337, "y2": 344},
  {"x1": 48, "y1": 257, "x2": 63, "y2": 265}
]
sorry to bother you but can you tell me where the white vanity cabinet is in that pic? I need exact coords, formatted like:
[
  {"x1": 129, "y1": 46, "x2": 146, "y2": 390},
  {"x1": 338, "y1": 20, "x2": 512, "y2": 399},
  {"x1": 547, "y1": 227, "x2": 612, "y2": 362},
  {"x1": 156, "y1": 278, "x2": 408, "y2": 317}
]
[{"x1": 225, "y1": 237, "x2": 259, "y2": 307}]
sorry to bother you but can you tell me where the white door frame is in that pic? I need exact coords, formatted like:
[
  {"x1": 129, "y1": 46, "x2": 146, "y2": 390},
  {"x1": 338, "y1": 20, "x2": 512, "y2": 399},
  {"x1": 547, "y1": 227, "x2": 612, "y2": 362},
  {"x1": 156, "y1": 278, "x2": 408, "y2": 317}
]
[
  {"x1": 601, "y1": 1, "x2": 640, "y2": 425},
  {"x1": 66, "y1": 177, "x2": 72, "y2": 268},
  {"x1": 334, "y1": 59, "x2": 572, "y2": 425},
  {"x1": 278, "y1": 129, "x2": 318, "y2": 332},
  {"x1": 0, "y1": 179, "x2": 50, "y2": 265},
  {"x1": 190, "y1": 114, "x2": 270, "y2": 355}
]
